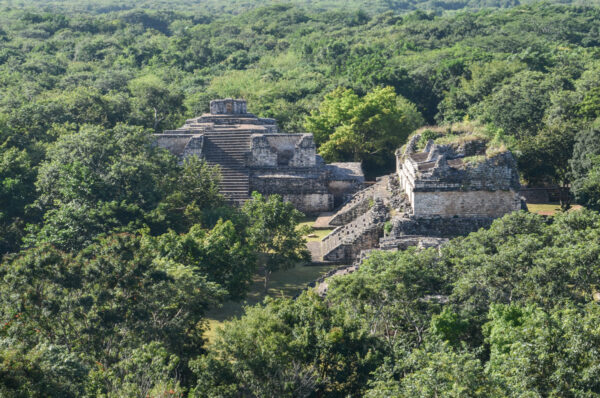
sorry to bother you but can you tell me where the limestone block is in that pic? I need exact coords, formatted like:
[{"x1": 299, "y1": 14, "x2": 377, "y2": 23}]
[
  {"x1": 412, "y1": 190, "x2": 521, "y2": 218},
  {"x1": 248, "y1": 135, "x2": 277, "y2": 167},
  {"x1": 210, "y1": 98, "x2": 247, "y2": 114},
  {"x1": 182, "y1": 136, "x2": 204, "y2": 159},
  {"x1": 282, "y1": 193, "x2": 334, "y2": 215},
  {"x1": 289, "y1": 135, "x2": 317, "y2": 168}
]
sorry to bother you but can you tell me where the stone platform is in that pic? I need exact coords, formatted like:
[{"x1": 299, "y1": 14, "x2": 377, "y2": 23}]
[
  {"x1": 155, "y1": 99, "x2": 364, "y2": 214},
  {"x1": 312, "y1": 213, "x2": 334, "y2": 229}
]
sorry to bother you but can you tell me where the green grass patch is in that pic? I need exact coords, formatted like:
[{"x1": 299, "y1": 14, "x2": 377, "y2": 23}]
[
  {"x1": 297, "y1": 218, "x2": 333, "y2": 241},
  {"x1": 528, "y1": 203, "x2": 583, "y2": 216},
  {"x1": 462, "y1": 155, "x2": 486, "y2": 165},
  {"x1": 305, "y1": 228, "x2": 333, "y2": 241}
]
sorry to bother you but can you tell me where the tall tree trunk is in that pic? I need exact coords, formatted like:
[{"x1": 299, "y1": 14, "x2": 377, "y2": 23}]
[
  {"x1": 560, "y1": 182, "x2": 572, "y2": 211},
  {"x1": 264, "y1": 268, "x2": 271, "y2": 293}
]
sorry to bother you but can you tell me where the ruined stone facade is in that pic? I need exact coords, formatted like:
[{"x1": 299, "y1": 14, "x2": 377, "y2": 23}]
[
  {"x1": 154, "y1": 99, "x2": 364, "y2": 214},
  {"x1": 310, "y1": 129, "x2": 525, "y2": 264},
  {"x1": 398, "y1": 133, "x2": 522, "y2": 218}
]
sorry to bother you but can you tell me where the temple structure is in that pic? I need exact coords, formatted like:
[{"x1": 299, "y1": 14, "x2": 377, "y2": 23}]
[
  {"x1": 397, "y1": 131, "x2": 522, "y2": 218},
  {"x1": 154, "y1": 98, "x2": 364, "y2": 214},
  {"x1": 309, "y1": 127, "x2": 525, "y2": 264}
]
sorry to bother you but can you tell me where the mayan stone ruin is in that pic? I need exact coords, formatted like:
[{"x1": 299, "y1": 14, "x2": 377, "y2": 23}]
[
  {"x1": 155, "y1": 102, "x2": 524, "y2": 266},
  {"x1": 309, "y1": 127, "x2": 525, "y2": 265},
  {"x1": 154, "y1": 98, "x2": 364, "y2": 214}
]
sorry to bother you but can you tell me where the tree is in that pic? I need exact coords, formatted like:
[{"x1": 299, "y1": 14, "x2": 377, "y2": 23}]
[
  {"x1": 476, "y1": 71, "x2": 554, "y2": 139},
  {"x1": 85, "y1": 342, "x2": 183, "y2": 398},
  {"x1": 578, "y1": 86, "x2": 600, "y2": 121},
  {"x1": 448, "y1": 210, "x2": 600, "y2": 345},
  {"x1": 366, "y1": 340, "x2": 495, "y2": 398},
  {"x1": 327, "y1": 249, "x2": 449, "y2": 350},
  {"x1": 571, "y1": 126, "x2": 600, "y2": 207},
  {"x1": 305, "y1": 86, "x2": 423, "y2": 176},
  {"x1": 27, "y1": 124, "x2": 223, "y2": 251},
  {"x1": 0, "y1": 146, "x2": 36, "y2": 255},
  {"x1": 304, "y1": 87, "x2": 360, "y2": 145},
  {"x1": 129, "y1": 74, "x2": 184, "y2": 131},
  {"x1": 152, "y1": 220, "x2": 256, "y2": 300},
  {"x1": 437, "y1": 59, "x2": 525, "y2": 123},
  {"x1": 485, "y1": 303, "x2": 600, "y2": 397},
  {"x1": 0, "y1": 234, "x2": 223, "y2": 372},
  {"x1": 571, "y1": 155, "x2": 600, "y2": 211},
  {"x1": 191, "y1": 292, "x2": 382, "y2": 398},
  {"x1": 0, "y1": 343, "x2": 88, "y2": 398},
  {"x1": 518, "y1": 121, "x2": 577, "y2": 209},
  {"x1": 35, "y1": 123, "x2": 176, "y2": 210},
  {"x1": 149, "y1": 156, "x2": 223, "y2": 234},
  {"x1": 242, "y1": 192, "x2": 310, "y2": 291}
]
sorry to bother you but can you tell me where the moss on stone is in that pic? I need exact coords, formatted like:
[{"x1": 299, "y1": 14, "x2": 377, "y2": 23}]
[{"x1": 462, "y1": 155, "x2": 486, "y2": 165}]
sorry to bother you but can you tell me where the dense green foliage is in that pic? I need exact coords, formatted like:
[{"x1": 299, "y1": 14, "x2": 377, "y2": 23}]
[
  {"x1": 243, "y1": 192, "x2": 311, "y2": 290},
  {"x1": 306, "y1": 86, "x2": 423, "y2": 175},
  {"x1": 571, "y1": 127, "x2": 600, "y2": 209},
  {"x1": 200, "y1": 210, "x2": 600, "y2": 397},
  {"x1": 2, "y1": 0, "x2": 600, "y2": 395},
  {"x1": 4, "y1": 0, "x2": 600, "y2": 15},
  {"x1": 0, "y1": 0, "x2": 598, "y2": 179}
]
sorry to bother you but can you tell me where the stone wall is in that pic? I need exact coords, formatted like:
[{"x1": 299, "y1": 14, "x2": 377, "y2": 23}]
[
  {"x1": 154, "y1": 135, "x2": 204, "y2": 159},
  {"x1": 387, "y1": 215, "x2": 495, "y2": 238},
  {"x1": 326, "y1": 162, "x2": 365, "y2": 207},
  {"x1": 398, "y1": 137, "x2": 522, "y2": 218},
  {"x1": 281, "y1": 193, "x2": 333, "y2": 215},
  {"x1": 249, "y1": 171, "x2": 332, "y2": 215},
  {"x1": 412, "y1": 190, "x2": 522, "y2": 218},
  {"x1": 181, "y1": 136, "x2": 204, "y2": 159},
  {"x1": 379, "y1": 235, "x2": 449, "y2": 250},
  {"x1": 329, "y1": 192, "x2": 373, "y2": 226},
  {"x1": 250, "y1": 171, "x2": 329, "y2": 194},
  {"x1": 328, "y1": 179, "x2": 384, "y2": 226},
  {"x1": 210, "y1": 98, "x2": 247, "y2": 114},
  {"x1": 248, "y1": 134, "x2": 317, "y2": 168},
  {"x1": 327, "y1": 180, "x2": 359, "y2": 207},
  {"x1": 321, "y1": 199, "x2": 388, "y2": 262},
  {"x1": 400, "y1": 152, "x2": 520, "y2": 194},
  {"x1": 248, "y1": 135, "x2": 277, "y2": 167}
]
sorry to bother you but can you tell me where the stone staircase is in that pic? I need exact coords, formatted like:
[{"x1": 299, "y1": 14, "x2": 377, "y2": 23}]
[
  {"x1": 328, "y1": 175, "x2": 391, "y2": 226},
  {"x1": 203, "y1": 131, "x2": 253, "y2": 204},
  {"x1": 318, "y1": 199, "x2": 389, "y2": 263}
]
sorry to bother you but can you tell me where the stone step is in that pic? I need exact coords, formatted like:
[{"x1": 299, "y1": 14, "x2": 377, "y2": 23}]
[
  {"x1": 207, "y1": 144, "x2": 249, "y2": 148},
  {"x1": 206, "y1": 144, "x2": 248, "y2": 148},
  {"x1": 204, "y1": 139, "x2": 250, "y2": 143},
  {"x1": 203, "y1": 133, "x2": 251, "y2": 204},
  {"x1": 206, "y1": 156, "x2": 246, "y2": 161},
  {"x1": 320, "y1": 200, "x2": 388, "y2": 262}
]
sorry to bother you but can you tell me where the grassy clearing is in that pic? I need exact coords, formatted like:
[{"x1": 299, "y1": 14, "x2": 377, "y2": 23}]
[
  {"x1": 205, "y1": 262, "x2": 341, "y2": 341},
  {"x1": 528, "y1": 203, "x2": 583, "y2": 216},
  {"x1": 298, "y1": 219, "x2": 334, "y2": 241}
]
